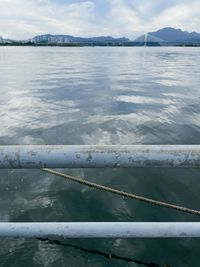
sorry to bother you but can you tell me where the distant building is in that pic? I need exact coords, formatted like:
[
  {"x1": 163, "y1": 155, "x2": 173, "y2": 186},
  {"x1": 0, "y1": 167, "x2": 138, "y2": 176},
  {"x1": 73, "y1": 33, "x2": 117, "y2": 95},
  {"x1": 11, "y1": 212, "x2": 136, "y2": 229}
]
[
  {"x1": 0, "y1": 36, "x2": 3, "y2": 43},
  {"x1": 31, "y1": 34, "x2": 70, "y2": 44}
]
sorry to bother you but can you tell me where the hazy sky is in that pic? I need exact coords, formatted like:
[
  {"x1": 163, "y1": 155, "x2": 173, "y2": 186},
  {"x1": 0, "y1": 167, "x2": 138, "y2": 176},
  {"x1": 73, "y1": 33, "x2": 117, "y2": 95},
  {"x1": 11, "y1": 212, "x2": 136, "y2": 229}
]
[{"x1": 0, "y1": 0, "x2": 200, "y2": 40}]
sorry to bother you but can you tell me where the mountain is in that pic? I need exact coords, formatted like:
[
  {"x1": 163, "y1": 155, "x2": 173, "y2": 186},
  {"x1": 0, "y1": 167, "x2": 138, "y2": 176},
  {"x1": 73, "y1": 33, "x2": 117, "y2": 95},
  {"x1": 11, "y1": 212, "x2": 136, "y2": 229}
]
[
  {"x1": 149, "y1": 27, "x2": 200, "y2": 42},
  {"x1": 30, "y1": 34, "x2": 130, "y2": 44},
  {"x1": 134, "y1": 34, "x2": 165, "y2": 43},
  {"x1": 0, "y1": 36, "x2": 16, "y2": 43},
  {"x1": 134, "y1": 27, "x2": 200, "y2": 43}
]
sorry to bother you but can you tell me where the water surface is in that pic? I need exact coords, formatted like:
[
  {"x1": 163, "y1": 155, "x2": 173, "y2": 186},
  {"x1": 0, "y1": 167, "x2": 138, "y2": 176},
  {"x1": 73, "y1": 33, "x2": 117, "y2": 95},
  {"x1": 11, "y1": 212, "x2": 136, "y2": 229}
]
[{"x1": 0, "y1": 47, "x2": 200, "y2": 266}]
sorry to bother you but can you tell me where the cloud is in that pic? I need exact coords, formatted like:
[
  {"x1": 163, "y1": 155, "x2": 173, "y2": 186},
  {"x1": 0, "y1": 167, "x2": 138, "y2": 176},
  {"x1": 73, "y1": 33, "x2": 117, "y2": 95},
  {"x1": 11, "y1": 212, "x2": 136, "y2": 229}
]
[{"x1": 0, "y1": 0, "x2": 200, "y2": 39}]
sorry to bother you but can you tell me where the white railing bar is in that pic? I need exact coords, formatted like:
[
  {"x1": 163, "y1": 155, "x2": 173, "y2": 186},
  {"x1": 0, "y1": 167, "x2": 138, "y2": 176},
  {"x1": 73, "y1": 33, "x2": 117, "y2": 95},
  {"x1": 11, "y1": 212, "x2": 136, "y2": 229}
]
[
  {"x1": 0, "y1": 222, "x2": 200, "y2": 238},
  {"x1": 1, "y1": 145, "x2": 200, "y2": 168}
]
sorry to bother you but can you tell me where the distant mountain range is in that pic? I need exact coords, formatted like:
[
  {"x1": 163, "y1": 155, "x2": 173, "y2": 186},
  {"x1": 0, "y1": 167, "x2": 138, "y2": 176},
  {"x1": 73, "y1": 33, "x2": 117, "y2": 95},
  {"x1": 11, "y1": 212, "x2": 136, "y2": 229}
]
[
  {"x1": 1, "y1": 27, "x2": 200, "y2": 45},
  {"x1": 134, "y1": 27, "x2": 200, "y2": 43}
]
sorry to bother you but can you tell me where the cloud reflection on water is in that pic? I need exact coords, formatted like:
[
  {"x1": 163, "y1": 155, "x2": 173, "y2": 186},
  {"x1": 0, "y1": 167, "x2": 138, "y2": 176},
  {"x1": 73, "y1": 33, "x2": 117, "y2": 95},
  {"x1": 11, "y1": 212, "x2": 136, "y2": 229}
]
[{"x1": 1, "y1": 47, "x2": 200, "y2": 146}]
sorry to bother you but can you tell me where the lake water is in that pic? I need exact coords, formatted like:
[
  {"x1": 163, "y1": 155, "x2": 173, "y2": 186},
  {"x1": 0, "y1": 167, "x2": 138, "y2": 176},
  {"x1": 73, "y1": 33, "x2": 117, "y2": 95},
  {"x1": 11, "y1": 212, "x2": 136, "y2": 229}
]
[{"x1": 0, "y1": 46, "x2": 200, "y2": 266}]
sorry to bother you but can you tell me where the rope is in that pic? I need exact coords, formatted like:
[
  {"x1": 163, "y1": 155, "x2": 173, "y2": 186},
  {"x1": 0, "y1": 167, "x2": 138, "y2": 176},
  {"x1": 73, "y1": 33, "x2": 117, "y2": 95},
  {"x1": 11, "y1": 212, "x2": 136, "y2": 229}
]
[{"x1": 41, "y1": 168, "x2": 200, "y2": 217}]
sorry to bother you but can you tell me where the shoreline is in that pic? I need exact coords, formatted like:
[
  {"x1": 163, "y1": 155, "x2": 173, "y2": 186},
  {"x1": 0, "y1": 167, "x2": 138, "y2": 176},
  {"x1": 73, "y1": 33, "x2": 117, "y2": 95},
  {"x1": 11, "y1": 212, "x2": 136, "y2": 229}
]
[{"x1": 1, "y1": 43, "x2": 200, "y2": 47}]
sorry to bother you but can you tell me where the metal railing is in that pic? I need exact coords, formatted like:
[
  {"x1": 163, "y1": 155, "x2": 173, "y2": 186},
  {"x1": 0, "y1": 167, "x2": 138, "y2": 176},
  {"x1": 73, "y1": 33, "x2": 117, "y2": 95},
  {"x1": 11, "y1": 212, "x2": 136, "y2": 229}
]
[
  {"x1": 1, "y1": 145, "x2": 200, "y2": 238},
  {"x1": 1, "y1": 145, "x2": 200, "y2": 168},
  {"x1": 1, "y1": 222, "x2": 200, "y2": 238}
]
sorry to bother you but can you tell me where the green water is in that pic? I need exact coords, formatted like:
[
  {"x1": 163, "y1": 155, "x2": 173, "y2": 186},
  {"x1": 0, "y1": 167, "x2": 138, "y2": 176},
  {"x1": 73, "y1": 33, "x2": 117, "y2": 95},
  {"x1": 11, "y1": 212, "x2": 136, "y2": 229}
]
[{"x1": 0, "y1": 47, "x2": 200, "y2": 266}]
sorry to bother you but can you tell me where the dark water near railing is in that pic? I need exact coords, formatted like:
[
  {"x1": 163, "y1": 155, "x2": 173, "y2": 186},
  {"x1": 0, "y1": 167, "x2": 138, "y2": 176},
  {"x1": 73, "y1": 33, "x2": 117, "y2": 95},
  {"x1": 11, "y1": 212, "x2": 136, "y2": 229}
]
[{"x1": 0, "y1": 46, "x2": 200, "y2": 266}]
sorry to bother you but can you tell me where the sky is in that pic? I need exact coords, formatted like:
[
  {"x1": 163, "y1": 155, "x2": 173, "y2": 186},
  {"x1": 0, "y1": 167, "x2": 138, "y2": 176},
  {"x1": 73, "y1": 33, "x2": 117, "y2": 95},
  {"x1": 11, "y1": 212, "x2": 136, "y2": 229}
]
[{"x1": 0, "y1": 0, "x2": 200, "y2": 40}]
